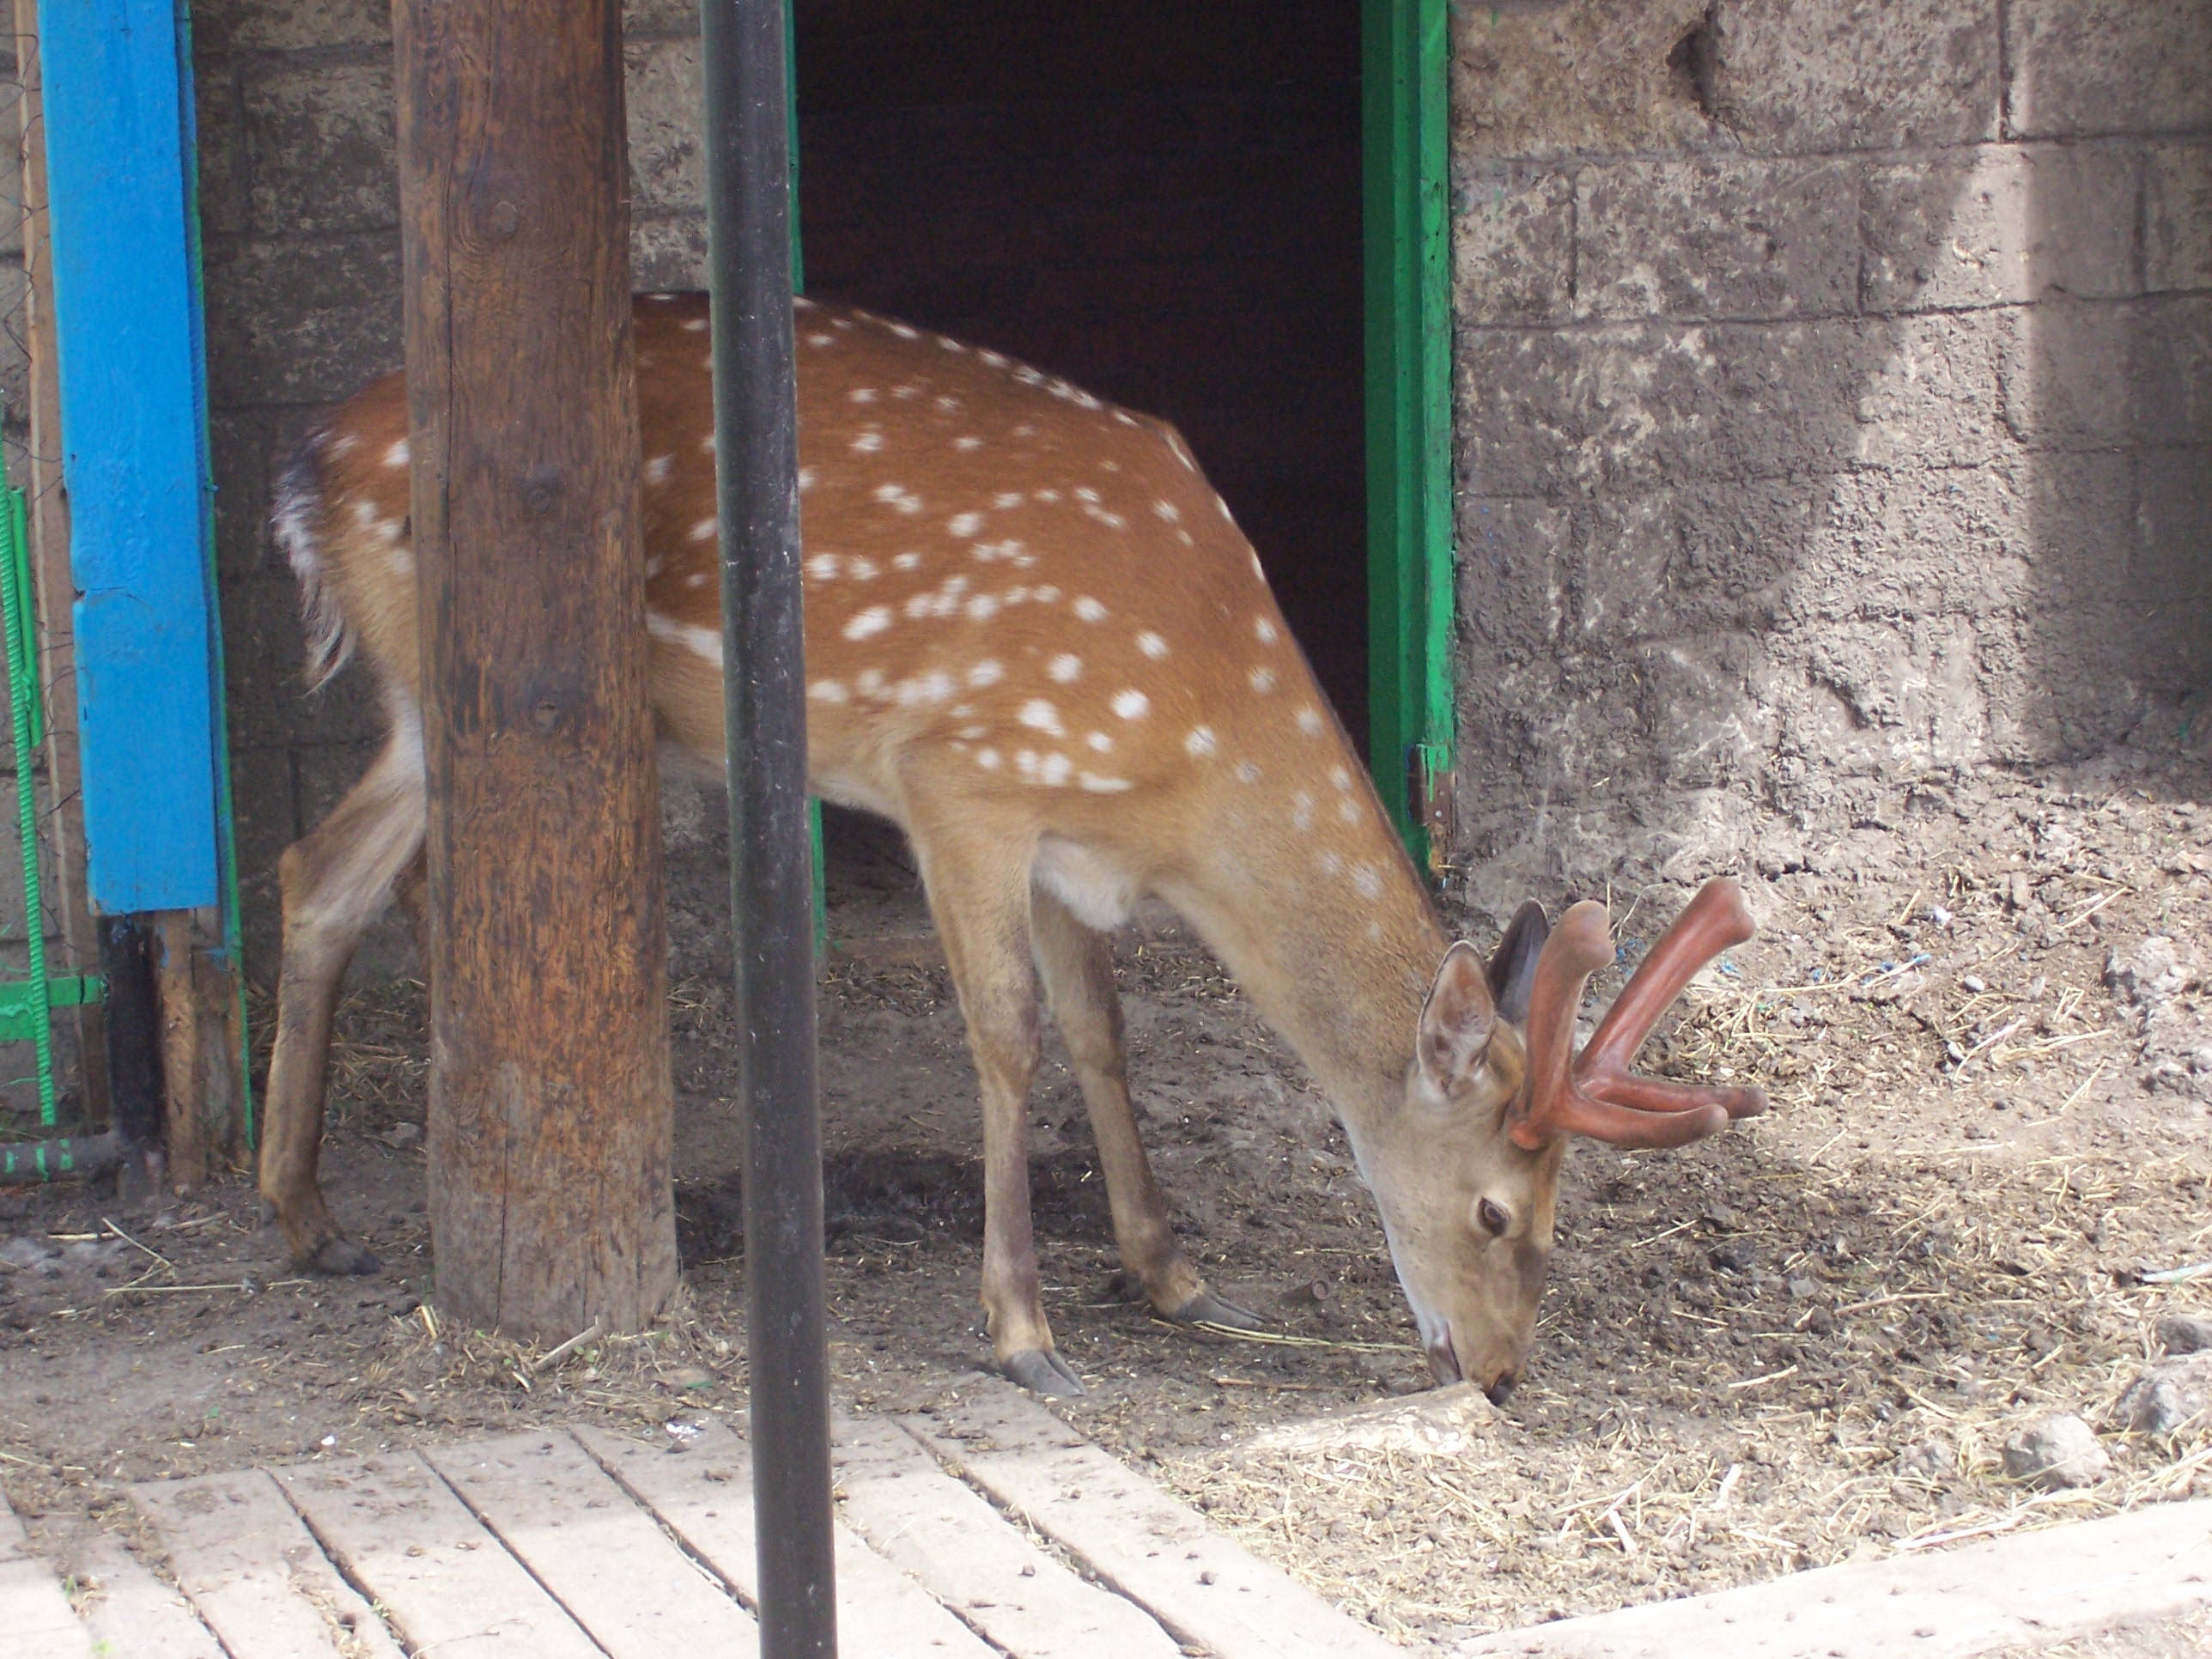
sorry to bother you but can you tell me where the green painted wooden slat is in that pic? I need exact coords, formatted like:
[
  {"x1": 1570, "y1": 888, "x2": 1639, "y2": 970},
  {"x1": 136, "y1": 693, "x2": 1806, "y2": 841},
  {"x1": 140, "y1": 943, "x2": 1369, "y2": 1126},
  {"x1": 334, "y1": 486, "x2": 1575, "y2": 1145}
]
[{"x1": 1363, "y1": 0, "x2": 1455, "y2": 875}]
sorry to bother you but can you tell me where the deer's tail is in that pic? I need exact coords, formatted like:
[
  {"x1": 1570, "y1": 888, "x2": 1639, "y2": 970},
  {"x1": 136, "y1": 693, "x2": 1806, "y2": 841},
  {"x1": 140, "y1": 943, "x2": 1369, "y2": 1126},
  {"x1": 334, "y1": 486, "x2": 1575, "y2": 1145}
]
[{"x1": 271, "y1": 425, "x2": 356, "y2": 691}]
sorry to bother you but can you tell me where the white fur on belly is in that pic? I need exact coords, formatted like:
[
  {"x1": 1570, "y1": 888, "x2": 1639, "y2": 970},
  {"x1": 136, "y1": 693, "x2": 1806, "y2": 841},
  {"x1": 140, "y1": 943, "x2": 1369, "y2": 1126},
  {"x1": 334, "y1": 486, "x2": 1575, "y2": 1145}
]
[{"x1": 1032, "y1": 836, "x2": 1135, "y2": 932}]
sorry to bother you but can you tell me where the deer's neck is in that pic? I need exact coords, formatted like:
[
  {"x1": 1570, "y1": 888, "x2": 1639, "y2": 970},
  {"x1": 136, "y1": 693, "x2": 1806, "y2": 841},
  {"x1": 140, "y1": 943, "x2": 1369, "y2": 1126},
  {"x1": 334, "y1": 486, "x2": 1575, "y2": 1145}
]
[{"x1": 1154, "y1": 755, "x2": 1447, "y2": 1127}]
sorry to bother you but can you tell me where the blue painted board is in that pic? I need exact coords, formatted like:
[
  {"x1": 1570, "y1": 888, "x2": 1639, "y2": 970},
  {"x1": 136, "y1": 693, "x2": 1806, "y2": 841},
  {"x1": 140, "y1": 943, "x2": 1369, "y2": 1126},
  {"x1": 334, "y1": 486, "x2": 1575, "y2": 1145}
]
[{"x1": 38, "y1": 0, "x2": 221, "y2": 913}]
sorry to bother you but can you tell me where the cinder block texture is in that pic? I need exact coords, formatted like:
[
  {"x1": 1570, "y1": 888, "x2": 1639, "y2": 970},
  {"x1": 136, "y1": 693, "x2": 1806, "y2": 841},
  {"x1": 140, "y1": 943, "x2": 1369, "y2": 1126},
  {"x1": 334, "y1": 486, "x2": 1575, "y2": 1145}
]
[
  {"x1": 1450, "y1": 0, "x2": 2212, "y2": 905},
  {"x1": 2010, "y1": 0, "x2": 2212, "y2": 138},
  {"x1": 1713, "y1": 0, "x2": 2002, "y2": 149},
  {"x1": 2148, "y1": 143, "x2": 2212, "y2": 295},
  {"x1": 1862, "y1": 143, "x2": 2140, "y2": 311}
]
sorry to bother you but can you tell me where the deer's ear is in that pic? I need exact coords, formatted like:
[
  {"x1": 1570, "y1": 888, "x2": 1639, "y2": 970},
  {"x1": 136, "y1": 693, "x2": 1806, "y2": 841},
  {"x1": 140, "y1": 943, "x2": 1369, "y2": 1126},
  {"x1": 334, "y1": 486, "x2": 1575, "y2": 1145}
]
[
  {"x1": 1418, "y1": 941, "x2": 1498, "y2": 1098},
  {"x1": 1487, "y1": 900, "x2": 1550, "y2": 1028}
]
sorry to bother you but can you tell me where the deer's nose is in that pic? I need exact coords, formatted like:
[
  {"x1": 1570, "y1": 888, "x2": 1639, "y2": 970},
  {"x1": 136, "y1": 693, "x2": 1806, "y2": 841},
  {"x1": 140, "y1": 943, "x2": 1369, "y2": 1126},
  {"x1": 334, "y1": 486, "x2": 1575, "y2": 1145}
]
[{"x1": 1485, "y1": 1370, "x2": 1518, "y2": 1406}]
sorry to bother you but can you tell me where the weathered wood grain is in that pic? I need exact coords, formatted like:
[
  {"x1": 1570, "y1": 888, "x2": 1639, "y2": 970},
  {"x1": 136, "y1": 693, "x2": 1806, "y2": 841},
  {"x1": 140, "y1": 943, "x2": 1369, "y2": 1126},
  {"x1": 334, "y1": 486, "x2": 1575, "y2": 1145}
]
[
  {"x1": 576, "y1": 1420, "x2": 997, "y2": 1659},
  {"x1": 902, "y1": 1378, "x2": 1401, "y2": 1659},
  {"x1": 394, "y1": 0, "x2": 673, "y2": 1336},
  {"x1": 425, "y1": 1431, "x2": 757, "y2": 1657},
  {"x1": 836, "y1": 1413, "x2": 1185, "y2": 1659},
  {"x1": 131, "y1": 1468, "x2": 399, "y2": 1659},
  {"x1": 75, "y1": 1533, "x2": 226, "y2": 1659},
  {"x1": 0, "y1": 1487, "x2": 91, "y2": 1658},
  {"x1": 274, "y1": 1453, "x2": 601, "y2": 1656}
]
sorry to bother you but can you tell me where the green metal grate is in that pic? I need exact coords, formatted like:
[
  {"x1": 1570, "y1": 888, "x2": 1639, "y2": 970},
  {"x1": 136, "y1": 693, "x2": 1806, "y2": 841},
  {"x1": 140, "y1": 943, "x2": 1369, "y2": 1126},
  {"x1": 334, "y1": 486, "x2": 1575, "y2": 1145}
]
[{"x1": 0, "y1": 483, "x2": 106, "y2": 1129}]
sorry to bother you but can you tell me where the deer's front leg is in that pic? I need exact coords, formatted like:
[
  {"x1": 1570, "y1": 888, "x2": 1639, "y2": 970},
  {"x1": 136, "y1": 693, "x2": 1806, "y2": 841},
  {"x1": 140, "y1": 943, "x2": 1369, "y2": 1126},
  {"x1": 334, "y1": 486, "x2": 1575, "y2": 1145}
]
[
  {"x1": 1030, "y1": 886, "x2": 1259, "y2": 1331},
  {"x1": 906, "y1": 805, "x2": 1082, "y2": 1395}
]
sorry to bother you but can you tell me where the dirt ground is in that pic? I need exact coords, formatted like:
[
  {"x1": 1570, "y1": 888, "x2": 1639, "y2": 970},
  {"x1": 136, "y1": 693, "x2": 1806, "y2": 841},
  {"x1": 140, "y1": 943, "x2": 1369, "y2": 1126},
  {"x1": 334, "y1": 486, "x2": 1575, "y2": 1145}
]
[{"x1": 4, "y1": 737, "x2": 2211, "y2": 1652}]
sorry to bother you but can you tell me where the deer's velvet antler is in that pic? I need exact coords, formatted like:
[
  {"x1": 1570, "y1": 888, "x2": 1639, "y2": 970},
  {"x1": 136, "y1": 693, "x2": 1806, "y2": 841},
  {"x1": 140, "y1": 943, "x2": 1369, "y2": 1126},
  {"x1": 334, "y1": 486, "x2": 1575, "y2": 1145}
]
[{"x1": 1505, "y1": 879, "x2": 1769, "y2": 1152}]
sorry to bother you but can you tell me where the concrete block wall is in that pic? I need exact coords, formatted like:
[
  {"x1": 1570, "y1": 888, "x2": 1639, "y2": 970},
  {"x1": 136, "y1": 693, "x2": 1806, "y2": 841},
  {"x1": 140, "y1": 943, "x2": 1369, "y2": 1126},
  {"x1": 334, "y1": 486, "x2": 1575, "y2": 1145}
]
[{"x1": 1447, "y1": 0, "x2": 2212, "y2": 908}]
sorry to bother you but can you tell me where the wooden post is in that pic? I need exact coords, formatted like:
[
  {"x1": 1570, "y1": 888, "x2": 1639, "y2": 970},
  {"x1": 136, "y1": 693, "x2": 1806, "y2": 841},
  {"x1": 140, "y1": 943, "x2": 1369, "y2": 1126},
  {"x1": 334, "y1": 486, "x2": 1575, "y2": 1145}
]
[
  {"x1": 155, "y1": 911, "x2": 204, "y2": 1189},
  {"x1": 393, "y1": 0, "x2": 676, "y2": 1335}
]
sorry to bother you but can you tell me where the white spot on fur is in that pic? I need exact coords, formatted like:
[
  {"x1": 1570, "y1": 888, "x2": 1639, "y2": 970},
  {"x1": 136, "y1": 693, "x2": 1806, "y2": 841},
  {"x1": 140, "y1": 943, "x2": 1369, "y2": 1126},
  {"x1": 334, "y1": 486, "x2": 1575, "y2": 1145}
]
[
  {"x1": 1297, "y1": 708, "x2": 1324, "y2": 736},
  {"x1": 1136, "y1": 632, "x2": 1168, "y2": 659},
  {"x1": 977, "y1": 749, "x2": 1002, "y2": 769},
  {"x1": 969, "y1": 660, "x2": 1005, "y2": 687},
  {"x1": 648, "y1": 612, "x2": 723, "y2": 665},
  {"x1": 955, "y1": 436, "x2": 983, "y2": 451},
  {"x1": 948, "y1": 512, "x2": 982, "y2": 537},
  {"x1": 1185, "y1": 726, "x2": 1217, "y2": 758},
  {"x1": 1048, "y1": 653, "x2": 1081, "y2": 682},
  {"x1": 799, "y1": 467, "x2": 817, "y2": 491},
  {"x1": 1332, "y1": 767, "x2": 1353, "y2": 791},
  {"x1": 645, "y1": 454, "x2": 673, "y2": 486},
  {"x1": 1111, "y1": 690, "x2": 1149, "y2": 720},
  {"x1": 1079, "y1": 774, "x2": 1132, "y2": 793},
  {"x1": 682, "y1": 317, "x2": 708, "y2": 331},
  {"x1": 849, "y1": 387, "x2": 878, "y2": 404},
  {"x1": 1018, "y1": 700, "x2": 1065, "y2": 737},
  {"x1": 1291, "y1": 792, "x2": 1315, "y2": 830},
  {"x1": 1352, "y1": 865, "x2": 1383, "y2": 899},
  {"x1": 1153, "y1": 499, "x2": 1180, "y2": 521},
  {"x1": 852, "y1": 430, "x2": 884, "y2": 453},
  {"x1": 806, "y1": 554, "x2": 840, "y2": 580},
  {"x1": 1085, "y1": 731, "x2": 1113, "y2": 752},
  {"x1": 690, "y1": 517, "x2": 718, "y2": 542},
  {"x1": 809, "y1": 680, "x2": 848, "y2": 703},
  {"x1": 1339, "y1": 798, "x2": 1362, "y2": 824},
  {"x1": 1255, "y1": 618, "x2": 1279, "y2": 644},
  {"x1": 965, "y1": 594, "x2": 1000, "y2": 621},
  {"x1": 384, "y1": 437, "x2": 410, "y2": 468},
  {"x1": 844, "y1": 606, "x2": 892, "y2": 641},
  {"x1": 1249, "y1": 668, "x2": 1275, "y2": 693},
  {"x1": 1236, "y1": 762, "x2": 1261, "y2": 783},
  {"x1": 1073, "y1": 596, "x2": 1107, "y2": 623},
  {"x1": 897, "y1": 671, "x2": 954, "y2": 706}
]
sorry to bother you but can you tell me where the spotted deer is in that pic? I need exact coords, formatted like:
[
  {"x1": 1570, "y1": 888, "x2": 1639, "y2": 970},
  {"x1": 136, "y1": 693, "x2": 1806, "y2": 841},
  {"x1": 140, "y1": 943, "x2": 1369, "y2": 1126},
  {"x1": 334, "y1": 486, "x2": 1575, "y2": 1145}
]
[{"x1": 266, "y1": 291, "x2": 1765, "y2": 1398}]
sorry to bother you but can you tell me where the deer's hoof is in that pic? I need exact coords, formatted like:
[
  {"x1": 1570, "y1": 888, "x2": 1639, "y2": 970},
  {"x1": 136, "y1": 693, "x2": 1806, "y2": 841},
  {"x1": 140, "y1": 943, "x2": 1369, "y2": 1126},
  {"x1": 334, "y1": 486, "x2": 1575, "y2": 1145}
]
[
  {"x1": 1164, "y1": 1289, "x2": 1266, "y2": 1332},
  {"x1": 1001, "y1": 1347, "x2": 1086, "y2": 1397},
  {"x1": 305, "y1": 1237, "x2": 382, "y2": 1277}
]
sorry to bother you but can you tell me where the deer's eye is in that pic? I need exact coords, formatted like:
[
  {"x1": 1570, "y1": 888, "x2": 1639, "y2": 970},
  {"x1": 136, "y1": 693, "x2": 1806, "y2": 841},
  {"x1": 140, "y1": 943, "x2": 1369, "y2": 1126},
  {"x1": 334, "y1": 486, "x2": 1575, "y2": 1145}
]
[{"x1": 1476, "y1": 1197, "x2": 1511, "y2": 1237}]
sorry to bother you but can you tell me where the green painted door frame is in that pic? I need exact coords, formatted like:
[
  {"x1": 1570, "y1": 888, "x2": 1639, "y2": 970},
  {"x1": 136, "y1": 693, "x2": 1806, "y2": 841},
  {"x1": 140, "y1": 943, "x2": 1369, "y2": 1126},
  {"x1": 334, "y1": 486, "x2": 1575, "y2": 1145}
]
[{"x1": 1363, "y1": 0, "x2": 1455, "y2": 878}]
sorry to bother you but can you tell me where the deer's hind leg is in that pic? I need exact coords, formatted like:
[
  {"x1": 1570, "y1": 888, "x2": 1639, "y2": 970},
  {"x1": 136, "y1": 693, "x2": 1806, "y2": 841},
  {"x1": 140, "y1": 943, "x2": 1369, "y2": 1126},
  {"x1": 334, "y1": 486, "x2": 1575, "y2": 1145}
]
[
  {"x1": 1030, "y1": 887, "x2": 1260, "y2": 1330},
  {"x1": 260, "y1": 715, "x2": 427, "y2": 1275}
]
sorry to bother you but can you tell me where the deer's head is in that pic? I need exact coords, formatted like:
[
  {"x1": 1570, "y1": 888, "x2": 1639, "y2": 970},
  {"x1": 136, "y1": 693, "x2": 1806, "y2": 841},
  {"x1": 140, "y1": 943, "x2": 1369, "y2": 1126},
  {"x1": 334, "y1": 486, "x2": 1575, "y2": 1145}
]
[{"x1": 1352, "y1": 879, "x2": 1768, "y2": 1401}]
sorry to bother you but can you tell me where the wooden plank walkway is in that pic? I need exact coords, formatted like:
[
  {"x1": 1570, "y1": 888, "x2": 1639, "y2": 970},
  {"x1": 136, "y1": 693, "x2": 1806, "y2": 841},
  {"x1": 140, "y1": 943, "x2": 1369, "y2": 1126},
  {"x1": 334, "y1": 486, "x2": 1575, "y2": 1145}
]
[{"x1": 0, "y1": 1377, "x2": 1396, "y2": 1657}]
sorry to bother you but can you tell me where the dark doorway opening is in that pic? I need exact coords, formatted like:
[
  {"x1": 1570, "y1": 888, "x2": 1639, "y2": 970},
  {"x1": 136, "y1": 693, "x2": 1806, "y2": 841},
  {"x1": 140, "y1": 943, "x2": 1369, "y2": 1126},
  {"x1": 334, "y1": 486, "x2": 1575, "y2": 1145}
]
[{"x1": 792, "y1": 0, "x2": 1370, "y2": 740}]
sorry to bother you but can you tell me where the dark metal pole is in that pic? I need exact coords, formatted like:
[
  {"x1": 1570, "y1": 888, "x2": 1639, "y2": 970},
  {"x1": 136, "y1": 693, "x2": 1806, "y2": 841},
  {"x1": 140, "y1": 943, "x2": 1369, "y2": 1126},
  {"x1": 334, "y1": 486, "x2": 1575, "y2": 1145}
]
[
  {"x1": 99, "y1": 914, "x2": 163, "y2": 1202},
  {"x1": 700, "y1": 1, "x2": 835, "y2": 1655}
]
